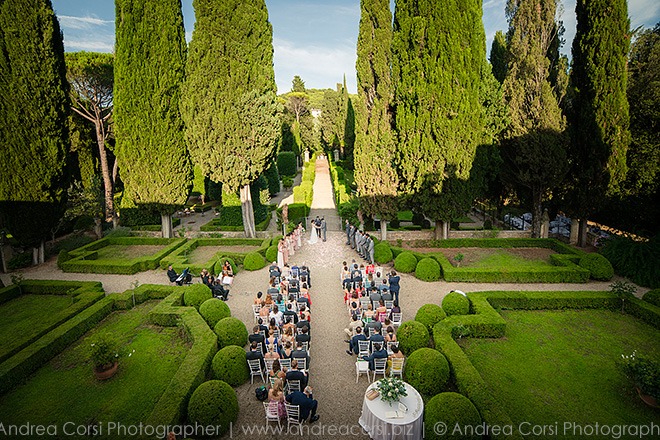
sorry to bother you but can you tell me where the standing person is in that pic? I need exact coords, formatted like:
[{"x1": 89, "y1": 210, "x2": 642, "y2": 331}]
[
  {"x1": 367, "y1": 235, "x2": 375, "y2": 264},
  {"x1": 345, "y1": 220, "x2": 351, "y2": 245},
  {"x1": 277, "y1": 239, "x2": 285, "y2": 268},
  {"x1": 297, "y1": 223, "x2": 303, "y2": 248},
  {"x1": 321, "y1": 217, "x2": 327, "y2": 242},
  {"x1": 314, "y1": 216, "x2": 321, "y2": 237},
  {"x1": 350, "y1": 224, "x2": 357, "y2": 249},
  {"x1": 388, "y1": 270, "x2": 401, "y2": 304}
]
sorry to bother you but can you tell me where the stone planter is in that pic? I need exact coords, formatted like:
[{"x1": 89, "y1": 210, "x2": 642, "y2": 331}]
[{"x1": 94, "y1": 362, "x2": 118, "y2": 380}]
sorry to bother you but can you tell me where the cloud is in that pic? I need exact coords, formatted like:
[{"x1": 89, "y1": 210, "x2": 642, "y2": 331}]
[
  {"x1": 58, "y1": 15, "x2": 113, "y2": 30},
  {"x1": 64, "y1": 39, "x2": 114, "y2": 52},
  {"x1": 629, "y1": 0, "x2": 660, "y2": 29}
]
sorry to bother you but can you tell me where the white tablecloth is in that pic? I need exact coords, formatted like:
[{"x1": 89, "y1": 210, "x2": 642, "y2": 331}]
[{"x1": 358, "y1": 381, "x2": 424, "y2": 440}]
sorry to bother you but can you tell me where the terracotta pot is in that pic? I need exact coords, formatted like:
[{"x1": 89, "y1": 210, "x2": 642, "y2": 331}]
[
  {"x1": 636, "y1": 387, "x2": 659, "y2": 408},
  {"x1": 94, "y1": 362, "x2": 118, "y2": 380}
]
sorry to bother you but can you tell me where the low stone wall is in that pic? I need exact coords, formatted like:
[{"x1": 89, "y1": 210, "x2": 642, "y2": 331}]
[{"x1": 385, "y1": 229, "x2": 532, "y2": 241}]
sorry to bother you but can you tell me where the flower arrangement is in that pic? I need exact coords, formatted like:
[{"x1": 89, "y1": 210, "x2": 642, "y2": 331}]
[
  {"x1": 89, "y1": 337, "x2": 120, "y2": 371},
  {"x1": 618, "y1": 351, "x2": 659, "y2": 399},
  {"x1": 376, "y1": 377, "x2": 408, "y2": 404}
]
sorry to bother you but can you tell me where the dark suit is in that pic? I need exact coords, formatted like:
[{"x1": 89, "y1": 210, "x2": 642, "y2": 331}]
[
  {"x1": 285, "y1": 391, "x2": 318, "y2": 421},
  {"x1": 296, "y1": 333, "x2": 311, "y2": 345},
  {"x1": 167, "y1": 268, "x2": 178, "y2": 283},
  {"x1": 249, "y1": 333, "x2": 266, "y2": 353},
  {"x1": 369, "y1": 333, "x2": 385, "y2": 348},
  {"x1": 381, "y1": 291, "x2": 393, "y2": 302},
  {"x1": 291, "y1": 349, "x2": 310, "y2": 367},
  {"x1": 350, "y1": 333, "x2": 367, "y2": 354},
  {"x1": 246, "y1": 350, "x2": 264, "y2": 368},
  {"x1": 362, "y1": 348, "x2": 388, "y2": 371},
  {"x1": 286, "y1": 369, "x2": 308, "y2": 388},
  {"x1": 283, "y1": 310, "x2": 298, "y2": 324},
  {"x1": 296, "y1": 320, "x2": 311, "y2": 331}
]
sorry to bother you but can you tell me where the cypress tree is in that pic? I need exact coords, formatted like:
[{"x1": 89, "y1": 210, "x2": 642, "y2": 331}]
[
  {"x1": 114, "y1": 0, "x2": 191, "y2": 238},
  {"x1": 320, "y1": 86, "x2": 344, "y2": 150},
  {"x1": 565, "y1": 0, "x2": 630, "y2": 246},
  {"x1": 0, "y1": 0, "x2": 70, "y2": 263},
  {"x1": 490, "y1": 30, "x2": 508, "y2": 84},
  {"x1": 181, "y1": 0, "x2": 279, "y2": 238},
  {"x1": 355, "y1": 0, "x2": 398, "y2": 239},
  {"x1": 501, "y1": 0, "x2": 567, "y2": 237},
  {"x1": 392, "y1": 0, "x2": 489, "y2": 239}
]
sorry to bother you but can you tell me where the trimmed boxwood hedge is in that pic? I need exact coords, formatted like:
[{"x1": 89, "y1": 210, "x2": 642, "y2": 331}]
[
  {"x1": 404, "y1": 348, "x2": 450, "y2": 397},
  {"x1": 211, "y1": 345, "x2": 249, "y2": 386},
  {"x1": 199, "y1": 298, "x2": 231, "y2": 328},
  {"x1": 243, "y1": 251, "x2": 266, "y2": 271},
  {"x1": 396, "y1": 321, "x2": 429, "y2": 355},
  {"x1": 643, "y1": 289, "x2": 660, "y2": 307},
  {"x1": 265, "y1": 245, "x2": 278, "y2": 263},
  {"x1": 374, "y1": 242, "x2": 393, "y2": 264},
  {"x1": 415, "y1": 304, "x2": 446, "y2": 331},
  {"x1": 579, "y1": 253, "x2": 614, "y2": 281},
  {"x1": 394, "y1": 251, "x2": 418, "y2": 273},
  {"x1": 442, "y1": 291, "x2": 471, "y2": 316},
  {"x1": 415, "y1": 257, "x2": 441, "y2": 282},
  {"x1": 160, "y1": 238, "x2": 264, "y2": 274},
  {"x1": 424, "y1": 392, "x2": 482, "y2": 440},
  {"x1": 214, "y1": 317, "x2": 248, "y2": 349},
  {"x1": 183, "y1": 284, "x2": 213, "y2": 310},
  {"x1": 186, "y1": 380, "x2": 238, "y2": 436}
]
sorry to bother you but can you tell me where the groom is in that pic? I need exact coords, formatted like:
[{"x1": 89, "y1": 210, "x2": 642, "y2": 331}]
[
  {"x1": 321, "y1": 217, "x2": 327, "y2": 242},
  {"x1": 315, "y1": 216, "x2": 322, "y2": 238}
]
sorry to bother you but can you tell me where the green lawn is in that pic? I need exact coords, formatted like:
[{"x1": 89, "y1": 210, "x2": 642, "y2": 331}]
[
  {"x1": 95, "y1": 244, "x2": 167, "y2": 260},
  {"x1": 469, "y1": 250, "x2": 552, "y2": 269},
  {"x1": 460, "y1": 310, "x2": 660, "y2": 438},
  {"x1": 0, "y1": 301, "x2": 189, "y2": 434},
  {"x1": 0, "y1": 294, "x2": 73, "y2": 360}
]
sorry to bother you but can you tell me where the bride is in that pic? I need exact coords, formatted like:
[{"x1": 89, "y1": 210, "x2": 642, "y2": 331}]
[{"x1": 308, "y1": 220, "x2": 319, "y2": 244}]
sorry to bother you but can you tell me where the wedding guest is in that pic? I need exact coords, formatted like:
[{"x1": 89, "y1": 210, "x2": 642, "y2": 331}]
[
  {"x1": 362, "y1": 343, "x2": 388, "y2": 371},
  {"x1": 347, "y1": 326, "x2": 367, "y2": 355},
  {"x1": 285, "y1": 386, "x2": 319, "y2": 423},
  {"x1": 285, "y1": 358, "x2": 308, "y2": 388},
  {"x1": 268, "y1": 378, "x2": 287, "y2": 419}
]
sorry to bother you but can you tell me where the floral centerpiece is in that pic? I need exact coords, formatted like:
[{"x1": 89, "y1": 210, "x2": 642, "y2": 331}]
[
  {"x1": 376, "y1": 377, "x2": 408, "y2": 404},
  {"x1": 618, "y1": 351, "x2": 659, "y2": 406}
]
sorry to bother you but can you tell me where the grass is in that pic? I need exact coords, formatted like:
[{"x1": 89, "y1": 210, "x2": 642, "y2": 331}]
[
  {"x1": 95, "y1": 244, "x2": 167, "y2": 260},
  {"x1": 0, "y1": 301, "x2": 189, "y2": 431},
  {"x1": 186, "y1": 245, "x2": 261, "y2": 265},
  {"x1": 469, "y1": 250, "x2": 552, "y2": 269},
  {"x1": 460, "y1": 309, "x2": 660, "y2": 437},
  {"x1": 0, "y1": 294, "x2": 73, "y2": 360}
]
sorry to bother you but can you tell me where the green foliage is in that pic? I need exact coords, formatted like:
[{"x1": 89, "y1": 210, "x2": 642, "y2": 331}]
[
  {"x1": 415, "y1": 304, "x2": 447, "y2": 332},
  {"x1": 404, "y1": 348, "x2": 449, "y2": 398},
  {"x1": 319, "y1": 87, "x2": 345, "y2": 150},
  {"x1": 7, "y1": 253, "x2": 32, "y2": 271},
  {"x1": 415, "y1": 258, "x2": 441, "y2": 282},
  {"x1": 394, "y1": 251, "x2": 418, "y2": 273},
  {"x1": 578, "y1": 253, "x2": 614, "y2": 281},
  {"x1": 277, "y1": 151, "x2": 297, "y2": 177},
  {"x1": 373, "y1": 242, "x2": 393, "y2": 264},
  {"x1": 211, "y1": 346, "x2": 249, "y2": 387},
  {"x1": 264, "y1": 162, "x2": 280, "y2": 195},
  {"x1": 183, "y1": 284, "x2": 213, "y2": 310},
  {"x1": 242, "y1": 251, "x2": 266, "y2": 271},
  {"x1": 643, "y1": 289, "x2": 660, "y2": 307},
  {"x1": 618, "y1": 351, "x2": 660, "y2": 399},
  {"x1": 213, "y1": 317, "x2": 248, "y2": 349},
  {"x1": 281, "y1": 176, "x2": 294, "y2": 189},
  {"x1": 265, "y1": 245, "x2": 278, "y2": 263},
  {"x1": 600, "y1": 235, "x2": 660, "y2": 288},
  {"x1": 395, "y1": 321, "x2": 429, "y2": 355},
  {"x1": 199, "y1": 298, "x2": 231, "y2": 328},
  {"x1": 490, "y1": 30, "x2": 508, "y2": 84},
  {"x1": 114, "y1": 0, "x2": 191, "y2": 217},
  {"x1": 442, "y1": 292, "x2": 470, "y2": 316},
  {"x1": 424, "y1": 393, "x2": 482, "y2": 440},
  {"x1": 0, "y1": 0, "x2": 70, "y2": 247},
  {"x1": 89, "y1": 335, "x2": 120, "y2": 369},
  {"x1": 186, "y1": 380, "x2": 238, "y2": 436}
]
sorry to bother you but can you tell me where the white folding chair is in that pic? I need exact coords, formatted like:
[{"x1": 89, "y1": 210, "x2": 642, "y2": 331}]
[
  {"x1": 373, "y1": 358, "x2": 387, "y2": 380},
  {"x1": 356, "y1": 360, "x2": 370, "y2": 383},
  {"x1": 255, "y1": 344, "x2": 264, "y2": 356},
  {"x1": 387, "y1": 341, "x2": 399, "y2": 355},
  {"x1": 360, "y1": 297, "x2": 371, "y2": 310},
  {"x1": 264, "y1": 401, "x2": 281, "y2": 428},
  {"x1": 295, "y1": 357, "x2": 307, "y2": 372},
  {"x1": 385, "y1": 300, "x2": 394, "y2": 311},
  {"x1": 391, "y1": 312, "x2": 402, "y2": 329},
  {"x1": 279, "y1": 358, "x2": 291, "y2": 371},
  {"x1": 300, "y1": 341, "x2": 309, "y2": 352},
  {"x1": 248, "y1": 359, "x2": 265, "y2": 384},
  {"x1": 284, "y1": 403, "x2": 304, "y2": 434},
  {"x1": 389, "y1": 357, "x2": 405, "y2": 378},
  {"x1": 358, "y1": 340, "x2": 371, "y2": 358},
  {"x1": 271, "y1": 328, "x2": 280, "y2": 340},
  {"x1": 286, "y1": 379, "x2": 302, "y2": 394},
  {"x1": 264, "y1": 358, "x2": 275, "y2": 374},
  {"x1": 253, "y1": 304, "x2": 261, "y2": 322}
]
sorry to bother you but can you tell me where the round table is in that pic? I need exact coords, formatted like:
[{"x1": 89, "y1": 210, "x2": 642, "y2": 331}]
[{"x1": 358, "y1": 381, "x2": 424, "y2": 440}]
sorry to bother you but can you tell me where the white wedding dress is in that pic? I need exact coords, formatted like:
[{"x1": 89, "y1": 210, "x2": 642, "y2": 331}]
[{"x1": 308, "y1": 226, "x2": 318, "y2": 244}]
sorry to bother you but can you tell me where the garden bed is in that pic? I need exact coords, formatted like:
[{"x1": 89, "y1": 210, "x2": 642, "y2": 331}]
[{"x1": 410, "y1": 247, "x2": 556, "y2": 268}]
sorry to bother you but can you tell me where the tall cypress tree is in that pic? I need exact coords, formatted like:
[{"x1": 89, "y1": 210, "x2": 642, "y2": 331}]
[
  {"x1": 490, "y1": 30, "x2": 508, "y2": 84},
  {"x1": 0, "y1": 0, "x2": 70, "y2": 263},
  {"x1": 393, "y1": 0, "x2": 489, "y2": 239},
  {"x1": 181, "y1": 0, "x2": 279, "y2": 238},
  {"x1": 565, "y1": 0, "x2": 630, "y2": 246},
  {"x1": 114, "y1": 0, "x2": 191, "y2": 238},
  {"x1": 355, "y1": 0, "x2": 398, "y2": 239}
]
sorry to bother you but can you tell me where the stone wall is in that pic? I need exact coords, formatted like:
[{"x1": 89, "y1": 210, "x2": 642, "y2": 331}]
[{"x1": 385, "y1": 229, "x2": 532, "y2": 241}]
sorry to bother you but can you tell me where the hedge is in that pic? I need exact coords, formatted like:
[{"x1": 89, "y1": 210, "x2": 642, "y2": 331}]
[
  {"x1": 424, "y1": 393, "x2": 482, "y2": 440},
  {"x1": 211, "y1": 345, "x2": 249, "y2": 386},
  {"x1": 183, "y1": 284, "x2": 213, "y2": 310},
  {"x1": 243, "y1": 251, "x2": 266, "y2": 271},
  {"x1": 394, "y1": 251, "x2": 418, "y2": 273},
  {"x1": 600, "y1": 234, "x2": 660, "y2": 288},
  {"x1": 415, "y1": 257, "x2": 441, "y2": 282},
  {"x1": 214, "y1": 317, "x2": 248, "y2": 349},
  {"x1": 415, "y1": 304, "x2": 446, "y2": 331},
  {"x1": 186, "y1": 380, "x2": 238, "y2": 437},
  {"x1": 579, "y1": 253, "x2": 614, "y2": 281},
  {"x1": 160, "y1": 238, "x2": 264, "y2": 274},
  {"x1": 199, "y1": 299, "x2": 231, "y2": 328},
  {"x1": 276, "y1": 203, "x2": 309, "y2": 225},
  {"x1": 395, "y1": 321, "x2": 429, "y2": 355},
  {"x1": 404, "y1": 348, "x2": 449, "y2": 397},
  {"x1": 442, "y1": 292, "x2": 470, "y2": 316},
  {"x1": 277, "y1": 151, "x2": 297, "y2": 177},
  {"x1": 374, "y1": 242, "x2": 393, "y2": 264},
  {"x1": 643, "y1": 289, "x2": 660, "y2": 308},
  {"x1": 265, "y1": 245, "x2": 278, "y2": 263},
  {"x1": 214, "y1": 257, "x2": 238, "y2": 276}
]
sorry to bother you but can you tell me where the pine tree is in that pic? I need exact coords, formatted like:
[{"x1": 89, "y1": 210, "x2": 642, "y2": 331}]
[
  {"x1": 565, "y1": 0, "x2": 630, "y2": 246},
  {"x1": 501, "y1": 0, "x2": 567, "y2": 237},
  {"x1": 393, "y1": 0, "x2": 489, "y2": 239},
  {"x1": 0, "y1": 0, "x2": 70, "y2": 262},
  {"x1": 181, "y1": 0, "x2": 279, "y2": 238},
  {"x1": 490, "y1": 30, "x2": 508, "y2": 84},
  {"x1": 114, "y1": 0, "x2": 191, "y2": 238},
  {"x1": 292, "y1": 75, "x2": 306, "y2": 93},
  {"x1": 354, "y1": 0, "x2": 398, "y2": 239}
]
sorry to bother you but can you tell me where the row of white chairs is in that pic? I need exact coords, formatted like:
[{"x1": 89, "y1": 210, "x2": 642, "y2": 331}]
[{"x1": 355, "y1": 357, "x2": 404, "y2": 383}]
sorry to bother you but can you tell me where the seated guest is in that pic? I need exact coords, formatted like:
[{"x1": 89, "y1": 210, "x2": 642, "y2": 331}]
[
  {"x1": 269, "y1": 262, "x2": 281, "y2": 278},
  {"x1": 381, "y1": 288, "x2": 393, "y2": 302},
  {"x1": 253, "y1": 291, "x2": 264, "y2": 305},
  {"x1": 269, "y1": 305, "x2": 283, "y2": 327},
  {"x1": 296, "y1": 325, "x2": 311, "y2": 345},
  {"x1": 387, "y1": 345, "x2": 405, "y2": 374},
  {"x1": 210, "y1": 281, "x2": 228, "y2": 301},
  {"x1": 267, "y1": 318, "x2": 279, "y2": 337},
  {"x1": 259, "y1": 300, "x2": 270, "y2": 319},
  {"x1": 299, "y1": 305, "x2": 311, "y2": 322},
  {"x1": 291, "y1": 341, "x2": 310, "y2": 367},
  {"x1": 200, "y1": 269, "x2": 213, "y2": 286},
  {"x1": 384, "y1": 326, "x2": 397, "y2": 343},
  {"x1": 299, "y1": 284, "x2": 312, "y2": 307},
  {"x1": 285, "y1": 386, "x2": 319, "y2": 423},
  {"x1": 281, "y1": 326, "x2": 295, "y2": 347},
  {"x1": 264, "y1": 293, "x2": 274, "y2": 308},
  {"x1": 268, "y1": 358, "x2": 286, "y2": 381},
  {"x1": 375, "y1": 299, "x2": 388, "y2": 321},
  {"x1": 369, "y1": 288, "x2": 382, "y2": 303},
  {"x1": 283, "y1": 303, "x2": 299, "y2": 324},
  {"x1": 167, "y1": 265, "x2": 179, "y2": 283},
  {"x1": 300, "y1": 265, "x2": 311, "y2": 287},
  {"x1": 249, "y1": 325, "x2": 266, "y2": 353},
  {"x1": 344, "y1": 313, "x2": 363, "y2": 340},
  {"x1": 274, "y1": 294, "x2": 286, "y2": 310},
  {"x1": 347, "y1": 326, "x2": 367, "y2": 355},
  {"x1": 369, "y1": 327, "x2": 385, "y2": 347},
  {"x1": 363, "y1": 303, "x2": 375, "y2": 322},
  {"x1": 285, "y1": 358, "x2": 308, "y2": 388},
  {"x1": 257, "y1": 318, "x2": 269, "y2": 338},
  {"x1": 365, "y1": 318, "x2": 382, "y2": 336},
  {"x1": 222, "y1": 260, "x2": 234, "y2": 277},
  {"x1": 280, "y1": 341, "x2": 294, "y2": 359},
  {"x1": 246, "y1": 341, "x2": 264, "y2": 368},
  {"x1": 390, "y1": 301, "x2": 401, "y2": 317},
  {"x1": 378, "y1": 279, "x2": 389, "y2": 292},
  {"x1": 268, "y1": 378, "x2": 287, "y2": 419},
  {"x1": 362, "y1": 343, "x2": 388, "y2": 371},
  {"x1": 264, "y1": 344, "x2": 280, "y2": 361}
]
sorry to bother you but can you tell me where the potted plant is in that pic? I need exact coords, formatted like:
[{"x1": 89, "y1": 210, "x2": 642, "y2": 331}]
[
  {"x1": 618, "y1": 351, "x2": 659, "y2": 408},
  {"x1": 90, "y1": 336, "x2": 120, "y2": 380},
  {"x1": 453, "y1": 253, "x2": 464, "y2": 267}
]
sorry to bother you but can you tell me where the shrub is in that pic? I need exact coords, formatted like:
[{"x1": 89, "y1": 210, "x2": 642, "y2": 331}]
[
  {"x1": 643, "y1": 289, "x2": 660, "y2": 307},
  {"x1": 404, "y1": 348, "x2": 449, "y2": 397},
  {"x1": 265, "y1": 245, "x2": 278, "y2": 264},
  {"x1": 271, "y1": 235, "x2": 283, "y2": 246},
  {"x1": 601, "y1": 235, "x2": 660, "y2": 288},
  {"x1": 374, "y1": 242, "x2": 393, "y2": 264},
  {"x1": 183, "y1": 284, "x2": 213, "y2": 310},
  {"x1": 211, "y1": 346, "x2": 249, "y2": 386},
  {"x1": 442, "y1": 291, "x2": 470, "y2": 316},
  {"x1": 243, "y1": 251, "x2": 266, "y2": 271},
  {"x1": 281, "y1": 176, "x2": 293, "y2": 189},
  {"x1": 396, "y1": 321, "x2": 429, "y2": 355},
  {"x1": 57, "y1": 250, "x2": 72, "y2": 269},
  {"x1": 415, "y1": 257, "x2": 441, "y2": 282},
  {"x1": 277, "y1": 151, "x2": 297, "y2": 177},
  {"x1": 199, "y1": 299, "x2": 231, "y2": 328},
  {"x1": 214, "y1": 317, "x2": 248, "y2": 349},
  {"x1": 394, "y1": 251, "x2": 417, "y2": 273},
  {"x1": 415, "y1": 304, "x2": 446, "y2": 331},
  {"x1": 424, "y1": 392, "x2": 482, "y2": 440},
  {"x1": 264, "y1": 163, "x2": 280, "y2": 195},
  {"x1": 8, "y1": 252, "x2": 32, "y2": 270},
  {"x1": 579, "y1": 253, "x2": 614, "y2": 281},
  {"x1": 186, "y1": 380, "x2": 238, "y2": 436}
]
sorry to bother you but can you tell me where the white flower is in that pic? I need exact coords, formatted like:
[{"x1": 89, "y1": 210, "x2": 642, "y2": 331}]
[{"x1": 388, "y1": 392, "x2": 392, "y2": 397}]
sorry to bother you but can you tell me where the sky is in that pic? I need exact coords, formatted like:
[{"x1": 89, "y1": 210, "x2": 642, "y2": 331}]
[{"x1": 52, "y1": 0, "x2": 659, "y2": 95}]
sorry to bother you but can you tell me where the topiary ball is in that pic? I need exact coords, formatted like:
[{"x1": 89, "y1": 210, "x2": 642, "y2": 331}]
[
  {"x1": 199, "y1": 298, "x2": 231, "y2": 328},
  {"x1": 394, "y1": 251, "x2": 418, "y2": 273},
  {"x1": 183, "y1": 284, "x2": 213, "y2": 310},
  {"x1": 265, "y1": 245, "x2": 279, "y2": 264},
  {"x1": 643, "y1": 289, "x2": 660, "y2": 307},
  {"x1": 374, "y1": 242, "x2": 393, "y2": 264},
  {"x1": 415, "y1": 257, "x2": 441, "y2": 282},
  {"x1": 442, "y1": 291, "x2": 470, "y2": 316},
  {"x1": 404, "y1": 348, "x2": 449, "y2": 397},
  {"x1": 415, "y1": 304, "x2": 447, "y2": 331},
  {"x1": 214, "y1": 317, "x2": 248, "y2": 349},
  {"x1": 424, "y1": 392, "x2": 482, "y2": 440},
  {"x1": 579, "y1": 253, "x2": 614, "y2": 281},
  {"x1": 271, "y1": 235, "x2": 283, "y2": 246},
  {"x1": 243, "y1": 251, "x2": 266, "y2": 271},
  {"x1": 396, "y1": 320, "x2": 429, "y2": 355},
  {"x1": 211, "y1": 345, "x2": 249, "y2": 386},
  {"x1": 187, "y1": 380, "x2": 238, "y2": 436}
]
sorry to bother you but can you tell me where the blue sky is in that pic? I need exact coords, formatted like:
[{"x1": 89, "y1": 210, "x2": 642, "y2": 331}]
[{"x1": 52, "y1": 0, "x2": 659, "y2": 94}]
